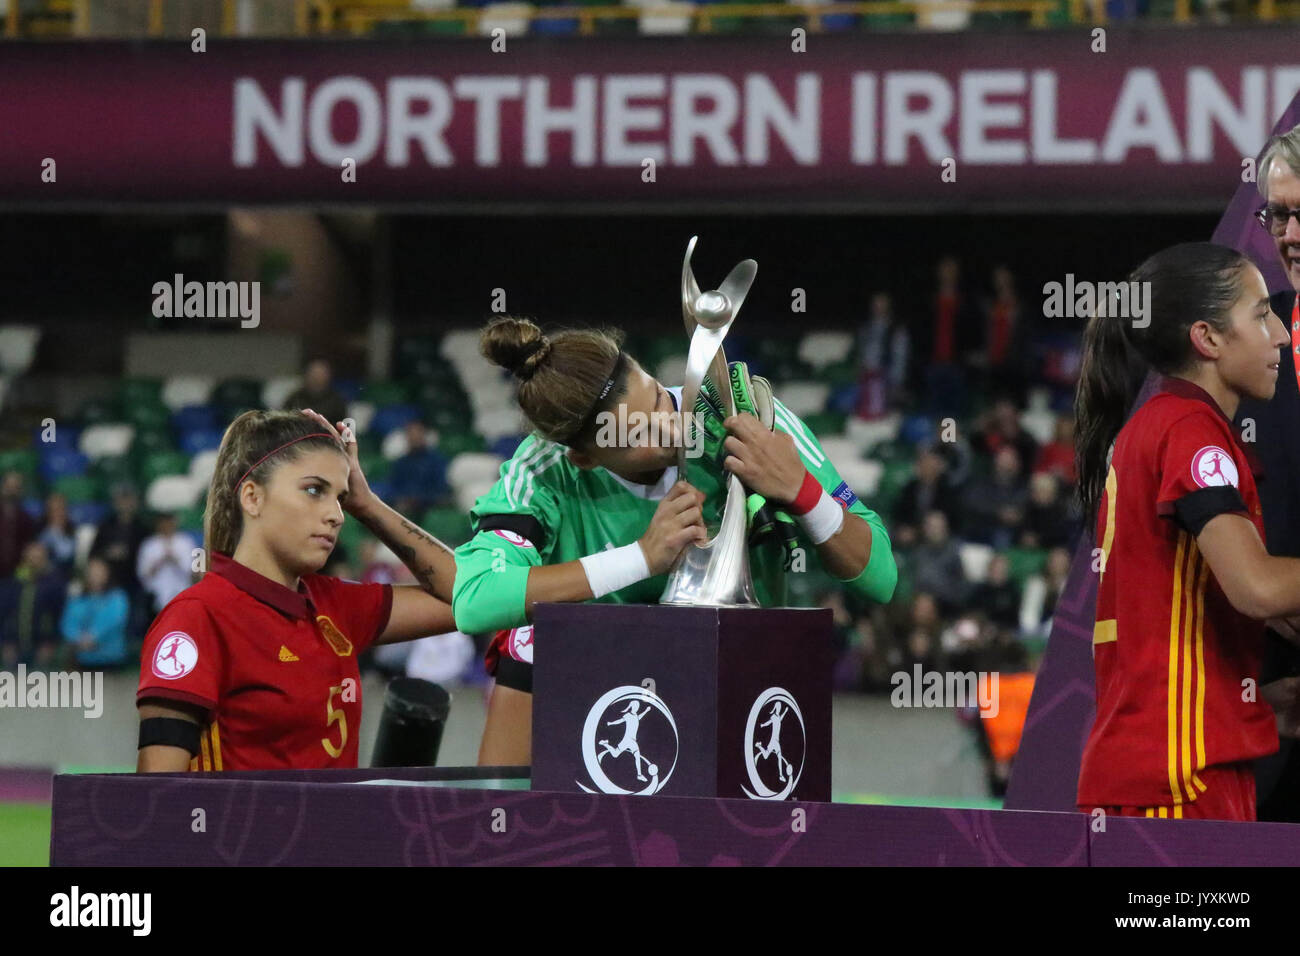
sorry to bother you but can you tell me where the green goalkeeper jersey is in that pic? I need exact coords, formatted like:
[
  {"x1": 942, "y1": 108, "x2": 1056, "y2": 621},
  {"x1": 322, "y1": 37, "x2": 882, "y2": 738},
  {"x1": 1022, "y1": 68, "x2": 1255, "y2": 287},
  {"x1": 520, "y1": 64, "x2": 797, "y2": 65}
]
[{"x1": 451, "y1": 382, "x2": 897, "y2": 635}]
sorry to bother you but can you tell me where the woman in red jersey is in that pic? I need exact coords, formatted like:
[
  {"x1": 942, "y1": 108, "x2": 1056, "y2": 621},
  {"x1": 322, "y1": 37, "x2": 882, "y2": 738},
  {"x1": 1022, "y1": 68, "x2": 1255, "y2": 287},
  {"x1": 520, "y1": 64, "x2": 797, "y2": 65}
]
[
  {"x1": 136, "y1": 409, "x2": 458, "y2": 772},
  {"x1": 1074, "y1": 241, "x2": 1300, "y2": 821}
]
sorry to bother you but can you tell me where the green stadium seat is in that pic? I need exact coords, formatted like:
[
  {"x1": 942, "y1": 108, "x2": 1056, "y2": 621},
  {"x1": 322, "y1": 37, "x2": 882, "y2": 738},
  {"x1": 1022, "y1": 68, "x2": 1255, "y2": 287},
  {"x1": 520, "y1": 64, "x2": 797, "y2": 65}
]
[
  {"x1": 78, "y1": 397, "x2": 120, "y2": 426},
  {"x1": 131, "y1": 428, "x2": 177, "y2": 460},
  {"x1": 437, "y1": 432, "x2": 487, "y2": 457},
  {"x1": 0, "y1": 449, "x2": 39, "y2": 484},
  {"x1": 118, "y1": 378, "x2": 163, "y2": 408},
  {"x1": 360, "y1": 453, "x2": 392, "y2": 481},
  {"x1": 421, "y1": 506, "x2": 473, "y2": 548},
  {"x1": 212, "y1": 379, "x2": 263, "y2": 412},
  {"x1": 819, "y1": 360, "x2": 859, "y2": 389},
  {"x1": 140, "y1": 451, "x2": 191, "y2": 485},
  {"x1": 177, "y1": 504, "x2": 206, "y2": 538},
  {"x1": 125, "y1": 401, "x2": 171, "y2": 432},
  {"x1": 358, "y1": 381, "x2": 411, "y2": 406},
  {"x1": 1005, "y1": 547, "x2": 1048, "y2": 589},
  {"x1": 53, "y1": 474, "x2": 102, "y2": 503},
  {"x1": 92, "y1": 454, "x2": 137, "y2": 489},
  {"x1": 801, "y1": 411, "x2": 847, "y2": 437}
]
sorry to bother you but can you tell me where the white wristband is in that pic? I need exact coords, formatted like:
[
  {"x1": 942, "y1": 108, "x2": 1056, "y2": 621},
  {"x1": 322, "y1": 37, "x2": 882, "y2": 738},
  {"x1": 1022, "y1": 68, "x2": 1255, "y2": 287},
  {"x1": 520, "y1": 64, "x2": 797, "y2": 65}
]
[
  {"x1": 796, "y1": 489, "x2": 846, "y2": 545},
  {"x1": 580, "y1": 542, "x2": 651, "y2": 599}
]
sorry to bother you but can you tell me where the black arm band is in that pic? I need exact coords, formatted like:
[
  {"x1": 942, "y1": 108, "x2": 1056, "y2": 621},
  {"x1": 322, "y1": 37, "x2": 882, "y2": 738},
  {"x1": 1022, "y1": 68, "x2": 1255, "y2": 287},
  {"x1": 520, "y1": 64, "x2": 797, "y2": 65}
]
[
  {"x1": 1172, "y1": 486, "x2": 1249, "y2": 537},
  {"x1": 475, "y1": 513, "x2": 548, "y2": 550},
  {"x1": 139, "y1": 717, "x2": 202, "y2": 756}
]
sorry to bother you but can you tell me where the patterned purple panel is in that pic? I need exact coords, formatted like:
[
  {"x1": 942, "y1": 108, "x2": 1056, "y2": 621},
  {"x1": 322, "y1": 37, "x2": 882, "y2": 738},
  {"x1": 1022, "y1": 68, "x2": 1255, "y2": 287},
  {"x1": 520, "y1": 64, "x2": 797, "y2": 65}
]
[
  {"x1": 50, "y1": 773, "x2": 1088, "y2": 867},
  {"x1": 1091, "y1": 815, "x2": 1300, "y2": 866}
]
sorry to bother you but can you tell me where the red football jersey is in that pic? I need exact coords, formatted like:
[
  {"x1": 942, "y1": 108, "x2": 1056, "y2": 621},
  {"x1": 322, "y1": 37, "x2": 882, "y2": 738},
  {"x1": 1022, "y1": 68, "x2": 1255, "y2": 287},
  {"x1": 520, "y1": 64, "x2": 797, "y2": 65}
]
[
  {"x1": 137, "y1": 552, "x2": 393, "y2": 771},
  {"x1": 1077, "y1": 376, "x2": 1278, "y2": 811}
]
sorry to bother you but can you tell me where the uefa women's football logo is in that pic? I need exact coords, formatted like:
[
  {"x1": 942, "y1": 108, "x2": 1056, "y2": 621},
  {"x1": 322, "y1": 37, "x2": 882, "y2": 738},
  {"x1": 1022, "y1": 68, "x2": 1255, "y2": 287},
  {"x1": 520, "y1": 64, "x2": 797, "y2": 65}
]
[
  {"x1": 742, "y1": 687, "x2": 806, "y2": 800},
  {"x1": 1190, "y1": 446, "x2": 1238, "y2": 489},
  {"x1": 577, "y1": 685, "x2": 679, "y2": 796},
  {"x1": 151, "y1": 631, "x2": 199, "y2": 680}
]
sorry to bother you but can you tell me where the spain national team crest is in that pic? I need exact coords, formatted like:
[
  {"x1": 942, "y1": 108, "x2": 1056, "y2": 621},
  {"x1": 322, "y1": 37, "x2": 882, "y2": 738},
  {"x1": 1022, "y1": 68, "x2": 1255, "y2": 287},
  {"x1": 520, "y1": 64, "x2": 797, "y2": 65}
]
[
  {"x1": 742, "y1": 687, "x2": 807, "y2": 800},
  {"x1": 1190, "y1": 445, "x2": 1238, "y2": 488},
  {"x1": 315, "y1": 615, "x2": 354, "y2": 657},
  {"x1": 577, "y1": 685, "x2": 679, "y2": 795},
  {"x1": 152, "y1": 631, "x2": 199, "y2": 680}
]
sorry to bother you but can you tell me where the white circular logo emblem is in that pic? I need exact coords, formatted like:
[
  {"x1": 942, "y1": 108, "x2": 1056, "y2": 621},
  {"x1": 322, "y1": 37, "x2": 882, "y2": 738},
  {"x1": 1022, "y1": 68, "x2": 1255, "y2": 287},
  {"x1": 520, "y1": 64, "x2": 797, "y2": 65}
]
[
  {"x1": 508, "y1": 624, "x2": 534, "y2": 665},
  {"x1": 1190, "y1": 446, "x2": 1238, "y2": 489},
  {"x1": 151, "y1": 631, "x2": 199, "y2": 680},
  {"x1": 742, "y1": 687, "x2": 806, "y2": 800},
  {"x1": 492, "y1": 529, "x2": 534, "y2": 548},
  {"x1": 578, "y1": 686, "x2": 679, "y2": 796}
]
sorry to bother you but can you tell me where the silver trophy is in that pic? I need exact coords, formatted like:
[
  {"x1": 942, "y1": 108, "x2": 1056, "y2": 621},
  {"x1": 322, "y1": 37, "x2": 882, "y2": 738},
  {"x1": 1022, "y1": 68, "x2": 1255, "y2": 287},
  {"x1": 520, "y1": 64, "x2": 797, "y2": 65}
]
[{"x1": 659, "y1": 236, "x2": 760, "y2": 608}]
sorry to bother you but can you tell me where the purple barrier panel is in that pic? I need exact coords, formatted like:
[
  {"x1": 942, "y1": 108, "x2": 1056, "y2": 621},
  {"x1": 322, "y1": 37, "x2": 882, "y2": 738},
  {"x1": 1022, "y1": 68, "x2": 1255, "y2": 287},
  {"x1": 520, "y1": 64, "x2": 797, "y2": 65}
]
[
  {"x1": 1090, "y1": 815, "x2": 1300, "y2": 866},
  {"x1": 0, "y1": 766, "x2": 54, "y2": 803},
  {"x1": 532, "y1": 604, "x2": 833, "y2": 801},
  {"x1": 51, "y1": 773, "x2": 1088, "y2": 866},
  {"x1": 1004, "y1": 86, "x2": 1300, "y2": 813}
]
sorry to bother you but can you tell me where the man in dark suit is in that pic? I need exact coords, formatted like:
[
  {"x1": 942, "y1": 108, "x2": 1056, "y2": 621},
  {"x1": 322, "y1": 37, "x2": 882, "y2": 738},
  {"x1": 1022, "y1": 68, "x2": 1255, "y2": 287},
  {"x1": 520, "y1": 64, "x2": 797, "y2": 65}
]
[{"x1": 1235, "y1": 126, "x2": 1300, "y2": 821}]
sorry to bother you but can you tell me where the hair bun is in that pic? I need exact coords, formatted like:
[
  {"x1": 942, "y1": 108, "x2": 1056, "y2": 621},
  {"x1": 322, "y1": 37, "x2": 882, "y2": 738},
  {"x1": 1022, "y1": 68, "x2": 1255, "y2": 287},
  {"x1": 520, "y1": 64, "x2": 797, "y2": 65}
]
[{"x1": 481, "y1": 316, "x2": 552, "y2": 381}]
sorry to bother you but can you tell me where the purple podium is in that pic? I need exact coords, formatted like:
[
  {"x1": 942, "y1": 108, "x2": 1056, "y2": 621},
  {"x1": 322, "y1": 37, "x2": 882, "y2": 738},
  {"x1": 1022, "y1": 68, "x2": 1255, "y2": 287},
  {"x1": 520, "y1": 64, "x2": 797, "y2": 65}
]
[{"x1": 530, "y1": 604, "x2": 833, "y2": 802}]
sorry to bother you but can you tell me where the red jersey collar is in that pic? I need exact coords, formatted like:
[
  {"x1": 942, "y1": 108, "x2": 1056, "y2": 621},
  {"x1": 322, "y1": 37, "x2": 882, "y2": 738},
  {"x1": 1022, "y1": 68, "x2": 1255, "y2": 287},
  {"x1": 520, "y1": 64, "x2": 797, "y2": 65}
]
[
  {"x1": 210, "y1": 551, "x2": 316, "y2": 620},
  {"x1": 1157, "y1": 375, "x2": 1233, "y2": 424}
]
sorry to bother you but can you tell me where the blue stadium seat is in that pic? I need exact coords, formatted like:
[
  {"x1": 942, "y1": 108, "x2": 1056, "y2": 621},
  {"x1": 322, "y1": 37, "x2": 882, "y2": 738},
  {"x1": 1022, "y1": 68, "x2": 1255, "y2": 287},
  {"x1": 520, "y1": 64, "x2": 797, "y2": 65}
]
[
  {"x1": 179, "y1": 428, "x2": 224, "y2": 456},
  {"x1": 532, "y1": 16, "x2": 578, "y2": 34},
  {"x1": 171, "y1": 404, "x2": 219, "y2": 434},
  {"x1": 489, "y1": 434, "x2": 525, "y2": 459},
  {"x1": 368, "y1": 478, "x2": 394, "y2": 502},
  {"x1": 370, "y1": 403, "x2": 422, "y2": 437},
  {"x1": 333, "y1": 378, "x2": 363, "y2": 402},
  {"x1": 21, "y1": 497, "x2": 42, "y2": 521},
  {"x1": 900, "y1": 414, "x2": 934, "y2": 447},
  {"x1": 827, "y1": 383, "x2": 859, "y2": 416},
  {"x1": 68, "y1": 501, "x2": 110, "y2": 526},
  {"x1": 39, "y1": 446, "x2": 90, "y2": 482},
  {"x1": 31, "y1": 424, "x2": 81, "y2": 450}
]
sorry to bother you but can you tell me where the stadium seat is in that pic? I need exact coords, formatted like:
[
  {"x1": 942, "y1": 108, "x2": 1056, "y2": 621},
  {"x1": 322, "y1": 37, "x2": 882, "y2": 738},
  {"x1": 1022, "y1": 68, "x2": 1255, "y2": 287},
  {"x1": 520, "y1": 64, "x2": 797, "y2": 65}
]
[
  {"x1": 171, "y1": 403, "x2": 219, "y2": 433},
  {"x1": 73, "y1": 523, "x2": 99, "y2": 567},
  {"x1": 800, "y1": 411, "x2": 847, "y2": 437},
  {"x1": 360, "y1": 452, "x2": 393, "y2": 481},
  {"x1": 53, "y1": 474, "x2": 101, "y2": 503},
  {"x1": 959, "y1": 542, "x2": 995, "y2": 584},
  {"x1": 346, "y1": 401, "x2": 376, "y2": 435},
  {"x1": 125, "y1": 401, "x2": 171, "y2": 432},
  {"x1": 454, "y1": 480, "x2": 495, "y2": 513},
  {"x1": 1005, "y1": 547, "x2": 1047, "y2": 589},
  {"x1": 0, "y1": 449, "x2": 39, "y2": 485},
  {"x1": 837, "y1": 457, "x2": 883, "y2": 498},
  {"x1": 146, "y1": 474, "x2": 203, "y2": 513},
  {"x1": 130, "y1": 427, "x2": 177, "y2": 460},
  {"x1": 817, "y1": 436, "x2": 862, "y2": 469},
  {"x1": 0, "y1": 325, "x2": 40, "y2": 375},
  {"x1": 437, "y1": 431, "x2": 488, "y2": 459},
  {"x1": 177, "y1": 505, "x2": 206, "y2": 539},
  {"x1": 67, "y1": 500, "x2": 109, "y2": 527},
  {"x1": 358, "y1": 381, "x2": 411, "y2": 407},
  {"x1": 139, "y1": 451, "x2": 191, "y2": 485},
  {"x1": 261, "y1": 375, "x2": 300, "y2": 410},
  {"x1": 846, "y1": 413, "x2": 900, "y2": 453},
  {"x1": 40, "y1": 446, "x2": 90, "y2": 482},
  {"x1": 447, "y1": 451, "x2": 506, "y2": 491},
  {"x1": 370, "y1": 403, "x2": 422, "y2": 436},
  {"x1": 826, "y1": 383, "x2": 859, "y2": 416},
  {"x1": 92, "y1": 454, "x2": 136, "y2": 490},
  {"x1": 212, "y1": 378, "x2": 264, "y2": 414},
  {"x1": 475, "y1": 406, "x2": 526, "y2": 441},
  {"x1": 161, "y1": 375, "x2": 216, "y2": 411},
  {"x1": 380, "y1": 429, "x2": 410, "y2": 461},
  {"x1": 636, "y1": 1, "x2": 694, "y2": 34},
  {"x1": 478, "y1": 3, "x2": 533, "y2": 36},
  {"x1": 118, "y1": 378, "x2": 163, "y2": 409},
  {"x1": 179, "y1": 428, "x2": 224, "y2": 456},
  {"x1": 798, "y1": 331, "x2": 853, "y2": 371},
  {"x1": 79, "y1": 424, "x2": 135, "y2": 461},
  {"x1": 777, "y1": 381, "x2": 831, "y2": 417},
  {"x1": 421, "y1": 505, "x2": 473, "y2": 548},
  {"x1": 439, "y1": 329, "x2": 481, "y2": 364},
  {"x1": 188, "y1": 449, "x2": 220, "y2": 487},
  {"x1": 489, "y1": 434, "x2": 524, "y2": 459},
  {"x1": 77, "y1": 397, "x2": 120, "y2": 425}
]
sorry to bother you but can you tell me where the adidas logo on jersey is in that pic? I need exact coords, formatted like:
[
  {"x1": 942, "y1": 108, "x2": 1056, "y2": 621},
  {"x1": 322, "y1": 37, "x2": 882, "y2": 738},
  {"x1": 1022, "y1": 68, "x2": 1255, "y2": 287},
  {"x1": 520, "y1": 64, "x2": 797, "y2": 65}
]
[{"x1": 279, "y1": 646, "x2": 299, "y2": 662}]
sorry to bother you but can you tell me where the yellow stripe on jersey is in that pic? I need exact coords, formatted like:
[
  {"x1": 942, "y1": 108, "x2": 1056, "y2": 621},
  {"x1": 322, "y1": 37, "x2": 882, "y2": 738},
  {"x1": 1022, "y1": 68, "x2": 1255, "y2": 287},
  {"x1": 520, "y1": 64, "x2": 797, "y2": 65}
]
[
  {"x1": 209, "y1": 721, "x2": 223, "y2": 772},
  {"x1": 1167, "y1": 533, "x2": 1187, "y2": 805},
  {"x1": 1191, "y1": 554, "x2": 1209, "y2": 795},
  {"x1": 1099, "y1": 465, "x2": 1117, "y2": 577},
  {"x1": 1093, "y1": 619, "x2": 1117, "y2": 645},
  {"x1": 199, "y1": 727, "x2": 212, "y2": 772},
  {"x1": 1180, "y1": 540, "x2": 1195, "y2": 805}
]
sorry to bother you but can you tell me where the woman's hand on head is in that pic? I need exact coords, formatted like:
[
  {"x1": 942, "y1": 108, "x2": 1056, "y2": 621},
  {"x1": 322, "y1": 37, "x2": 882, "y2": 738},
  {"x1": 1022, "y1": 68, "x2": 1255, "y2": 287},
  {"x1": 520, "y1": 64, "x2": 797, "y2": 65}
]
[
  {"x1": 300, "y1": 408, "x2": 376, "y2": 516},
  {"x1": 638, "y1": 480, "x2": 707, "y2": 575}
]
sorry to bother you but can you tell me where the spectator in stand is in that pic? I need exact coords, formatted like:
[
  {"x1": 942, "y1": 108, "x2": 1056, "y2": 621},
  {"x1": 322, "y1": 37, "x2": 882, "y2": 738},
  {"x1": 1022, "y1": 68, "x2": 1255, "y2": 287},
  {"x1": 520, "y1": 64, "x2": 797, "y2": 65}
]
[
  {"x1": 283, "y1": 358, "x2": 349, "y2": 427},
  {"x1": 856, "y1": 292, "x2": 911, "y2": 418},
  {"x1": 976, "y1": 265, "x2": 1030, "y2": 404},
  {"x1": 969, "y1": 552, "x2": 1021, "y2": 635},
  {"x1": 60, "y1": 555, "x2": 129, "y2": 670},
  {"x1": 90, "y1": 483, "x2": 149, "y2": 596},
  {"x1": 916, "y1": 256, "x2": 982, "y2": 415},
  {"x1": 1020, "y1": 545, "x2": 1072, "y2": 640},
  {"x1": 389, "y1": 420, "x2": 449, "y2": 516},
  {"x1": 136, "y1": 510, "x2": 198, "y2": 616},
  {"x1": 972, "y1": 396, "x2": 1040, "y2": 471},
  {"x1": 902, "y1": 591, "x2": 944, "y2": 672},
  {"x1": 38, "y1": 492, "x2": 77, "y2": 578},
  {"x1": 1032, "y1": 414, "x2": 1077, "y2": 486},
  {"x1": 892, "y1": 447, "x2": 962, "y2": 548},
  {"x1": 909, "y1": 510, "x2": 969, "y2": 616},
  {"x1": 0, "y1": 541, "x2": 66, "y2": 669},
  {"x1": 0, "y1": 469, "x2": 36, "y2": 579},
  {"x1": 1021, "y1": 472, "x2": 1078, "y2": 551},
  {"x1": 961, "y1": 445, "x2": 1029, "y2": 550}
]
